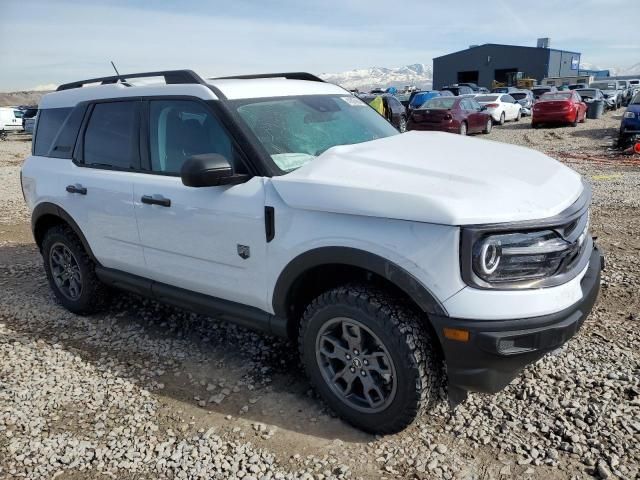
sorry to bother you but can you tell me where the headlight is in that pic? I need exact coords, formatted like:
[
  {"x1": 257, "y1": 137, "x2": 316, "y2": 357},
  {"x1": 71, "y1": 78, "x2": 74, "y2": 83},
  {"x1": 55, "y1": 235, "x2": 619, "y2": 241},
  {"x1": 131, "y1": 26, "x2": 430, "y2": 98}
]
[
  {"x1": 472, "y1": 231, "x2": 571, "y2": 285},
  {"x1": 624, "y1": 111, "x2": 636, "y2": 118},
  {"x1": 461, "y1": 195, "x2": 592, "y2": 290}
]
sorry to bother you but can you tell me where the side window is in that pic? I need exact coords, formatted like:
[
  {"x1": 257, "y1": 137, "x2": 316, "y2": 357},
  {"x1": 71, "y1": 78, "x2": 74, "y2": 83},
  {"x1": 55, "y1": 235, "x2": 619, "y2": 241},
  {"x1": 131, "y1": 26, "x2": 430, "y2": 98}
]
[
  {"x1": 84, "y1": 101, "x2": 138, "y2": 169},
  {"x1": 469, "y1": 99, "x2": 481, "y2": 110},
  {"x1": 34, "y1": 108, "x2": 72, "y2": 156},
  {"x1": 461, "y1": 100, "x2": 472, "y2": 111},
  {"x1": 149, "y1": 100, "x2": 241, "y2": 175}
]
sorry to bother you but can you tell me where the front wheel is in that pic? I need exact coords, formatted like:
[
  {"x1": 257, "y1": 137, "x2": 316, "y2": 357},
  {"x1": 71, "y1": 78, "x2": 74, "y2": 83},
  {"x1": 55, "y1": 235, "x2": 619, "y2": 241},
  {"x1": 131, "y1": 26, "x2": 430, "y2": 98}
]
[
  {"x1": 299, "y1": 284, "x2": 439, "y2": 434},
  {"x1": 514, "y1": 109, "x2": 521, "y2": 122}
]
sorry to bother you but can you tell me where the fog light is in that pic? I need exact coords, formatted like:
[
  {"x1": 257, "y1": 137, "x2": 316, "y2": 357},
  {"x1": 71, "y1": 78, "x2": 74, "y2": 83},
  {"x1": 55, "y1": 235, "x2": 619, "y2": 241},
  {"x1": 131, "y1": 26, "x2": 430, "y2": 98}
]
[{"x1": 443, "y1": 328, "x2": 470, "y2": 342}]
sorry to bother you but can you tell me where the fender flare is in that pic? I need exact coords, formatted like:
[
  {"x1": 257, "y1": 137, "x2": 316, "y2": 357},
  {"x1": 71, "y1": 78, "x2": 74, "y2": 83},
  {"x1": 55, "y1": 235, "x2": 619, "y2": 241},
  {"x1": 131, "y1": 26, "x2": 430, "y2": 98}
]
[
  {"x1": 272, "y1": 246, "x2": 447, "y2": 319},
  {"x1": 31, "y1": 202, "x2": 99, "y2": 264}
]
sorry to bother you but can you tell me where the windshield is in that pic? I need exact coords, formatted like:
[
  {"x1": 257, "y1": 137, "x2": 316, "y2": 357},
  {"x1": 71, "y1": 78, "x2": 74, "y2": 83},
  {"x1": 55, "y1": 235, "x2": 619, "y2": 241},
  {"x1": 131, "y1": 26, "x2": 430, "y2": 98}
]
[
  {"x1": 590, "y1": 82, "x2": 616, "y2": 90},
  {"x1": 630, "y1": 80, "x2": 639, "y2": 85},
  {"x1": 475, "y1": 95, "x2": 499, "y2": 102},
  {"x1": 510, "y1": 93, "x2": 527, "y2": 100},
  {"x1": 422, "y1": 97, "x2": 457, "y2": 109},
  {"x1": 540, "y1": 93, "x2": 572, "y2": 101},
  {"x1": 234, "y1": 95, "x2": 398, "y2": 173},
  {"x1": 577, "y1": 89, "x2": 596, "y2": 98},
  {"x1": 632, "y1": 93, "x2": 640, "y2": 104},
  {"x1": 13, "y1": 110, "x2": 24, "y2": 118},
  {"x1": 532, "y1": 88, "x2": 550, "y2": 94}
]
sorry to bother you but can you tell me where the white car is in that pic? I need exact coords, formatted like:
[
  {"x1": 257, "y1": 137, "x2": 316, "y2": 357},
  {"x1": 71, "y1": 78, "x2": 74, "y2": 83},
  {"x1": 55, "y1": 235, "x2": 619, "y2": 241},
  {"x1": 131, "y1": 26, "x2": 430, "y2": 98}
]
[
  {"x1": 21, "y1": 69, "x2": 602, "y2": 434},
  {"x1": 474, "y1": 94, "x2": 523, "y2": 124},
  {"x1": 0, "y1": 107, "x2": 24, "y2": 131}
]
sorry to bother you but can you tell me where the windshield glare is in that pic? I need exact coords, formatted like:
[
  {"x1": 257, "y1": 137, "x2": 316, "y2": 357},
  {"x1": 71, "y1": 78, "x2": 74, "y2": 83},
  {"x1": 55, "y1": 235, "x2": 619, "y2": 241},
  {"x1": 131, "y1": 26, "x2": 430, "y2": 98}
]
[{"x1": 235, "y1": 95, "x2": 398, "y2": 173}]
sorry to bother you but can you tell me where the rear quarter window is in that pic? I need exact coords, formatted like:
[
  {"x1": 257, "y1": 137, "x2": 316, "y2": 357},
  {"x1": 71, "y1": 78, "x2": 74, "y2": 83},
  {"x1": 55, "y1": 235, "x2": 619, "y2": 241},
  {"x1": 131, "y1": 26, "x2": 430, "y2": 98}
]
[{"x1": 33, "y1": 108, "x2": 73, "y2": 156}]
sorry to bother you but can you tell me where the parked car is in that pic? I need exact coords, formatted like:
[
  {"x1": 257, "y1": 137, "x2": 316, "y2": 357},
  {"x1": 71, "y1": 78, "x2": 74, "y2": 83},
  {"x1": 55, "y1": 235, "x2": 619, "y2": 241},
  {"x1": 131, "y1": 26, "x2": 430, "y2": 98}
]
[
  {"x1": 407, "y1": 90, "x2": 447, "y2": 113},
  {"x1": 407, "y1": 96, "x2": 492, "y2": 135},
  {"x1": 589, "y1": 81, "x2": 622, "y2": 109},
  {"x1": 457, "y1": 82, "x2": 479, "y2": 92},
  {"x1": 531, "y1": 91, "x2": 588, "y2": 128},
  {"x1": 510, "y1": 90, "x2": 535, "y2": 116},
  {"x1": 477, "y1": 87, "x2": 490, "y2": 93},
  {"x1": 568, "y1": 83, "x2": 588, "y2": 90},
  {"x1": 358, "y1": 93, "x2": 408, "y2": 132},
  {"x1": 396, "y1": 92, "x2": 411, "y2": 109},
  {"x1": 474, "y1": 94, "x2": 522, "y2": 125},
  {"x1": 629, "y1": 79, "x2": 640, "y2": 94},
  {"x1": 21, "y1": 69, "x2": 602, "y2": 434},
  {"x1": 24, "y1": 116, "x2": 37, "y2": 135},
  {"x1": 616, "y1": 80, "x2": 632, "y2": 105},
  {"x1": 531, "y1": 86, "x2": 558, "y2": 100},
  {"x1": 619, "y1": 91, "x2": 640, "y2": 146},
  {"x1": 20, "y1": 106, "x2": 38, "y2": 129},
  {"x1": 441, "y1": 85, "x2": 474, "y2": 96},
  {"x1": 0, "y1": 107, "x2": 24, "y2": 132}
]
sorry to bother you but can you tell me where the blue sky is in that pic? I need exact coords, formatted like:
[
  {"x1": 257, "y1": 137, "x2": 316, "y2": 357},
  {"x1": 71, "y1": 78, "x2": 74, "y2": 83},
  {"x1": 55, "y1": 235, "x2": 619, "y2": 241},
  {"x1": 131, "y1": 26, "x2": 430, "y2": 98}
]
[{"x1": 1, "y1": 0, "x2": 638, "y2": 91}]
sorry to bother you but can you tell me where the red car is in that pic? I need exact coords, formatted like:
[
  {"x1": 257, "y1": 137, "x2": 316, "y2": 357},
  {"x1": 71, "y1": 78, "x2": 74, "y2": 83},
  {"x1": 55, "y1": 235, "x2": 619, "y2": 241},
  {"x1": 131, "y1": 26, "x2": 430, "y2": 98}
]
[
  {"x1": 531, "y1": 91, "x2": 587, "y2": 128},
  {"x1": 407, "y1": 96, "x2": 493, "y2": 135}
]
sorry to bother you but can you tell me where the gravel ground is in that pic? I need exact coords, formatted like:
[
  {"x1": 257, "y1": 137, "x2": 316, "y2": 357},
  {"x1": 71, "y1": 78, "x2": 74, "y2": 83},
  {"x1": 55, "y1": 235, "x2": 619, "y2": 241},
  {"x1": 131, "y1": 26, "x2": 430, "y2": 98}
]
[{"x1": 0, "y1": 113, "x2": 638, "y2": 480}]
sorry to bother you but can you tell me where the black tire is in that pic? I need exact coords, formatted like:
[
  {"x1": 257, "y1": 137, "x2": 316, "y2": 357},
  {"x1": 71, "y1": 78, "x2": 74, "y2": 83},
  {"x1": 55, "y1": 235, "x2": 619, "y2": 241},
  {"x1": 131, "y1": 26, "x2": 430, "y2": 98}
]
[
  {"x1": 498, "y1": 112, "x2": 505, "y2": 125},
  {"x1": 459, "y1": 121, "x2": 467, "y2": 136},
  {"x1": 42, "y1": 224, "x2": 108, "y2": 314},
  {"x1": 299, "y1": 284, "x2": 439, "y2": 434},
  {"x1": 483, "y1": 117, "x2": 492, "y2": 134},
  {"x1": 514, "y1": 109, "x2": 521, "y2": 122}
]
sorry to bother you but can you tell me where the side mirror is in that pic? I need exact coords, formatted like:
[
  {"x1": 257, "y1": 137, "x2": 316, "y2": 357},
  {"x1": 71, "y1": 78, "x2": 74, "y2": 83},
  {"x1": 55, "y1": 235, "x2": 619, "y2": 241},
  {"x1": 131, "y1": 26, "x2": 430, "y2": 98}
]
[
  {"x1": 480, "y1": 105, "x2": 487, "y2": 111},
  {"x1": 181, "y1": 153, "x2": 249, "y2": 188}
]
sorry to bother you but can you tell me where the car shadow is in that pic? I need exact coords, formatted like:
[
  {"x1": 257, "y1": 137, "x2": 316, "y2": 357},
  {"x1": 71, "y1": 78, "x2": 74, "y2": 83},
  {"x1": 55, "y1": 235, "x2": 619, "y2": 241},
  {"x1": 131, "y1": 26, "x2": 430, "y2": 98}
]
[{"x1": 0, "y1": 241, "x2": 379, "y2": 443}]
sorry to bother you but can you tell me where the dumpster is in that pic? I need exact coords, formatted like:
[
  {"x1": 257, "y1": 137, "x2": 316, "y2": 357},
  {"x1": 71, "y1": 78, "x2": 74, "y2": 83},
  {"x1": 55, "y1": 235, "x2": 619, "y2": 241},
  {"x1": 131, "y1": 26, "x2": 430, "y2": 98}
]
[{"x1": 586, "y1": 99, "x2": 605, "y2": 119}]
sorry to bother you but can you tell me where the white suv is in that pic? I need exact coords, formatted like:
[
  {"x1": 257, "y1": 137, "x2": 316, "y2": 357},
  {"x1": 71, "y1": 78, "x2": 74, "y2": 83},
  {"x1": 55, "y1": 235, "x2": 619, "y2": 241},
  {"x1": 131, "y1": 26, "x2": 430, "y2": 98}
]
[{"x1": 21, "y1": 70, "x2": 602, "y2": 433}]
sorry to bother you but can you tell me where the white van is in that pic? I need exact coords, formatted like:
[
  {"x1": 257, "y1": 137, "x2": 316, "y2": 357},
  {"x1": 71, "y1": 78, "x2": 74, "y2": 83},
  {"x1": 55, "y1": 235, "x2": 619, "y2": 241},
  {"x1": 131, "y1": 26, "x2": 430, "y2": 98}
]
[{"x1": 0, "y1": 107, "x2": 23, "y2": 131}]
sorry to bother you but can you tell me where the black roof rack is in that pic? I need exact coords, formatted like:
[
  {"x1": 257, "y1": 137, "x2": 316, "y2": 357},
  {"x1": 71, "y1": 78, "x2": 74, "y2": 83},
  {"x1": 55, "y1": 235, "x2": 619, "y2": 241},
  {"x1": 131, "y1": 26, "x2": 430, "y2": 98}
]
[
  {"x1": 56, "y1": 69, "x2": 206, "y2": 91},
  {"x1": 213, "y1": 72, "x2": 325, "y2": 83}
]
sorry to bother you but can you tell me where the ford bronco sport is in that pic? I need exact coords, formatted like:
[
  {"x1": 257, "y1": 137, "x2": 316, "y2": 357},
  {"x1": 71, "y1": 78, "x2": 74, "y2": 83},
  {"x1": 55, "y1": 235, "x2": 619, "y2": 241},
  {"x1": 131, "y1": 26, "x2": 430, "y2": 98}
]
[{"x1": 21, "y1": 70, "x2": 602, "y2": 433}]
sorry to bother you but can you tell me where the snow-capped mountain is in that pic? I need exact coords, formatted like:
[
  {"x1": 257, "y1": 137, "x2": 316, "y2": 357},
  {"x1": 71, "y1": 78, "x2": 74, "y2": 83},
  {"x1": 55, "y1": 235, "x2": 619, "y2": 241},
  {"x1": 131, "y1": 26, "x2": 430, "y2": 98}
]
[
  {"x1": 579, "y1": 62, "x2": 640, "y2": 77},
  {"x1": 320, "y1": 63, "x2": 433, "y2": 91}
]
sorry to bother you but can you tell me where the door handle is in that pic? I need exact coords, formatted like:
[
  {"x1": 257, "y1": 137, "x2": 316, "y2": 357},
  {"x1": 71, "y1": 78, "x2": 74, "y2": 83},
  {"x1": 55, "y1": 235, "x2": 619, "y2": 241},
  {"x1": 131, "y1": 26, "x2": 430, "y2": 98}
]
[
  {"x1": 66, "y1": 184, "x2": 87, "y2": 195},
  {"x1": 141, "y1": 195, "x2": 171, "y2": 207}
]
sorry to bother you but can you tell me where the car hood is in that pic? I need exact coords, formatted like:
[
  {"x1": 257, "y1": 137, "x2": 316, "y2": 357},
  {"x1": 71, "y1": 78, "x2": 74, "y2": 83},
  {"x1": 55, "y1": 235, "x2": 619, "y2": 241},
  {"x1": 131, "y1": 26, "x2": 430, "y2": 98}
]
[{"x1": 270, "y1": 131, "x2": 584, "y2": 226}]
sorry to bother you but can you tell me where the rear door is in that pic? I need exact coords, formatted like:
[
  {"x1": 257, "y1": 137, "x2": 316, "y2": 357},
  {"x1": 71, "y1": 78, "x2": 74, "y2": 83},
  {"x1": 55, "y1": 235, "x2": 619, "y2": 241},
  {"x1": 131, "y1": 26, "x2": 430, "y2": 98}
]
[
  {"x1": 132, "y1": 98, "x2": 268, "y2": 310},
  {"x1": 61, "y1": 100, "x2": 146, "y2": 274}
]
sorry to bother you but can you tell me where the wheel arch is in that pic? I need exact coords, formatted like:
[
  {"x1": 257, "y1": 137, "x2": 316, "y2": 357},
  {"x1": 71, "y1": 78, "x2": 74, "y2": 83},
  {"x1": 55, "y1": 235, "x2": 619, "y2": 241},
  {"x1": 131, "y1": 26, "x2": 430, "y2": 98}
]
[
  {"x1": 31, "y1": 202, "x2": 99, "y2": 264},
  {"x1": 272, "y1": 247, "x2": 447, "y2": 339}
]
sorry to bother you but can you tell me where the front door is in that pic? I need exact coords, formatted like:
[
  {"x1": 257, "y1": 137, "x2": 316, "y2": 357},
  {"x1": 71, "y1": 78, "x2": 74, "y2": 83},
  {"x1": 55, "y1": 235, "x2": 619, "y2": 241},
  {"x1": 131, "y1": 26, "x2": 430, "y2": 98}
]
[{"x1": 132, "y1": 98, "x2": 268, "y2": 311}]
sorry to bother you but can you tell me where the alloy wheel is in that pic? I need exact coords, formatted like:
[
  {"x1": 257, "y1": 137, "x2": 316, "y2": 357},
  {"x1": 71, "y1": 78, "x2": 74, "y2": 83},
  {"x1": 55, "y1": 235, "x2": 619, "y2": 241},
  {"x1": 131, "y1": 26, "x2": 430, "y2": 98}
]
[
  {"x1": 315, "y1": 317, "x2": 397, "y2": 413},
  {"x1": 49, "y1": 242, "x2": 82, "y2": 300}
]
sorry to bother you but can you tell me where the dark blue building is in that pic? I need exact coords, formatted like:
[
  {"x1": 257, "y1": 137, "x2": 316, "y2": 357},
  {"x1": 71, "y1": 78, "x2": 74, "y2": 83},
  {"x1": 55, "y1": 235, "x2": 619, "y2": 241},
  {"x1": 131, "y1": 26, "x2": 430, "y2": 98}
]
[{"x1": 433, "y1": 43, "x2": 582, "y2": 89}]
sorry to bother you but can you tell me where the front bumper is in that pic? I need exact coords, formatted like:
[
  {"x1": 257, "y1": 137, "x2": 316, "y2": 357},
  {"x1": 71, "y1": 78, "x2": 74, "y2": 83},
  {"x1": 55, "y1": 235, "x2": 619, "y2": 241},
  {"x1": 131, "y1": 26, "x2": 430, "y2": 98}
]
[{"x1": 430, "y1": 244, "x2": 603, "y2": 405}]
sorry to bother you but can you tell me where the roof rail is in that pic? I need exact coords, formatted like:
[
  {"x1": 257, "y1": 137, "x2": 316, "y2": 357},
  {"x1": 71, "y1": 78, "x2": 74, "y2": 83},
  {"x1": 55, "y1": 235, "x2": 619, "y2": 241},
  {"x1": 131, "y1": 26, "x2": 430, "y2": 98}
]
[
  {"x1": 56, "y1": 69, "x2": 206, "y2": 91},
  {"x1": 213, "y1": 72, "x2": 325, "y2": 83}
]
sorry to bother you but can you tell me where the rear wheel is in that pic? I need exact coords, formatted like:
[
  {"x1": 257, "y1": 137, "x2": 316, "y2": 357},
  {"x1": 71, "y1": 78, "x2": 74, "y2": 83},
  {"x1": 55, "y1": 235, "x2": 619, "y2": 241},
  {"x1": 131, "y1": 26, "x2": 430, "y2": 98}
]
[
  {"x1": 483, "y1": 117, "x2": 492, "y2": 134},
  {"x1": 459, "y1": 121, "x2": 467, "y2": 135},
  {"x1": 42, "y1": 225, "x2": 108, "y2": 314},
  {"x1": 498, "y1": 112, "x2": 506, "y2": 125},
  {"x1": 299, "y1": 284, "x2": 439, "y2": 434},
  {"x1": 514, "y1": 109, "x2": 521, "y2": 121}
]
